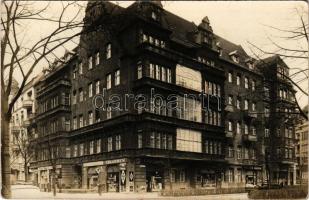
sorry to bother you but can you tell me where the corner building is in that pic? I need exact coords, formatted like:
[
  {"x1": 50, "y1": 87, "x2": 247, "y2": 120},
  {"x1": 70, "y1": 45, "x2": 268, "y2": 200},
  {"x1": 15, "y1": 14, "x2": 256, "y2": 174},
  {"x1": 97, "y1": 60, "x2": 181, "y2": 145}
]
[{"x1": 30, "y1": 1, "x2": 298, "y2": 192}]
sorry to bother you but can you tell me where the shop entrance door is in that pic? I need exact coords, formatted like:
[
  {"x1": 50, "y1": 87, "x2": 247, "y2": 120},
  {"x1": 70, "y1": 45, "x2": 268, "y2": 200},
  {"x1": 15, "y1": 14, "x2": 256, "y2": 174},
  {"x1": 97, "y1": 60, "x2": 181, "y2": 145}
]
[
  {"x1": 107, "y1": 172, "x2": 119, "y2": 192},
  {"x1": 146, "y1": 171, "x2": 163, "y2": 192}
]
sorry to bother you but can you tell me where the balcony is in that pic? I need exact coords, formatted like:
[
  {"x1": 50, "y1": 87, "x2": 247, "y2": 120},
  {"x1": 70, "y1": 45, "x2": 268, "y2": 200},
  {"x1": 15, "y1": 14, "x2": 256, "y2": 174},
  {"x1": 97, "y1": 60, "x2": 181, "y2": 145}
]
[
  {"x1": 244, "y1": 110, "x2": 257, "y2": 119},
  {"x1": 22, "y1": 100, "x2": 33, "y2": 109},
  {"x1": 225, "y1": 105, "x2": 234, "y2": 112},
  {"x1": 22, "y1": 120, "x2": 30, "y2": 127},
  {"x1": 243, "y1": 134, "x2": 257, "y2": 142},
  {"x1": 11, "y1": 125, "x2": 20, "y2": 133},
  {"x1": 242, "y1": 159, "x2": 257, "y2": 165},
  {"x1": 225, "y1": 131, "x2": 233, "y2": 138}
]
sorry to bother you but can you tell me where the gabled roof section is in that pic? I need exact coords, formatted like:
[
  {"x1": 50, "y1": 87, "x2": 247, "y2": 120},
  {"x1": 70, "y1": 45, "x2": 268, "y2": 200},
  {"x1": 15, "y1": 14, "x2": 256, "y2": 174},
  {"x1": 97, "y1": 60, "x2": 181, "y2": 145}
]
[{"x1": 215, "y1": 35, "x2": 251, "y2": 65}]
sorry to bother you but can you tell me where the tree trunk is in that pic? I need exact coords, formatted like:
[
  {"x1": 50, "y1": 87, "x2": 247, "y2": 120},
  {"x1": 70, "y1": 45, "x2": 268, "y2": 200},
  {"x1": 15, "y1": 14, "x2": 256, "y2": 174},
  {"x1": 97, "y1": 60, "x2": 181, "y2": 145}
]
[
  {"x1": 24, "y1": 162, "x2": 28, "y2": 182},
  {"x1": 1, "y1": 99, "x2": 11, "y2": 198}
]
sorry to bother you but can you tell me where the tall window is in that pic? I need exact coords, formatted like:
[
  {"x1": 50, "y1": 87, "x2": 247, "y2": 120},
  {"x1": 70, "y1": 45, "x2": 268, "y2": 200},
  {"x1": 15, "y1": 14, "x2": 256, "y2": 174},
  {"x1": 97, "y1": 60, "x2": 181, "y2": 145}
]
[
  {"x1": 89, "y1": 141, "x2": 94, "y2": 154},
  {"x1": 252, "y1": 126, "x2": 256, "y2": 135},
  {"x1": 161, "y1": 67, "x2": 166, "y2": 82},
  {"x1": 244, "y1": 124, "x2": 249, "y2": 135},
  {"x1": 252, "y1": 80, "x2": 256, "y2": 91},
  {"x1": 237, "y1": 147, "x2": 242, "y2": 159},
  {"x1": 88, "y1": 83, "x2": 93, "y2": 97},
  {"x1": 176, "y1": 64, "x2": 202, "y2": 91},
  {"x1": 244, "y1": 77, "x2": 249, "y2": 89},
  {"x1": 176, "y1": 128, "x2": 202, "y2": 153},
  {"x1": 73, "y1": 64, "x2": 77, "y2": 79},
  {"x1": 252, "y1": 102, "x2": 256, "y2": 111},
  {"x1": 95, "y1": 80, "x2": 100, "y2": 94},
  {"x1": 95, "y1": 52, "x2": 100, "y2": 65},
  {"x1": 115, "y1": 69, "x2": 120, "y2": 86},
  {"x1": 73, "y1": 145, "x2": 78, "y2": 157},
  {"x1": 228, "y1": 95, "x2": 233, "y2": 105},
  {"x1": 72, "y1": 91, "x2": 76, "y2": 104},
  {"x1": 228, "y1": 121, "x2": 233, "y2": 132},
  {"x1": 176, "y1": 96, "x2": 202, "y2": 122},
  {"x1": 167, "y1": 68, "x2": 171, "y2": 83},
  {"x1": 149, "y1": 63, "x2": 155, "y2": 78},
  {"x1": 107, "y1": 137, "x2": 113, "y2": 152},
  {"x1": 73, "y1": 117, "x2": 77, "y2": 130},
  {"x1": 236, "y1": 75, "x2": 241, "y2": 86},
  {"x1": 88, "y1": 56, "x2": 92, "y2": 69},
  {"x1": 79, "y1": 89, "x2": 83, "y2": 102},
  {"x1": 106, "y1": 74, "x2": 111, "y2": 89},
  {"x1": 106, "y1": 43, "x2": 111, "y2": 59},
  {"x1": 79, "y1": 143, "x2": 84, "y2": 156},
  {"x1": 107, "y1": 106, "x2": 112, "y2": 119},
  {"x1": 236, "y1": 98, "x2": 241, "y2": 109},
  {"x1": 137, "y1": 64, "x2": 142, "y2": 79},
  {"x1": 228, "y1": 72, "x2": 233, "y2": 83},
  {"x1": 115, "y1": 135, "x2": 121, "y2": 150},
  {"x1": 78, "y1": 62, "x2": 83, "y2": 74},
  {"x1": 237, "y1": 122, "x2": 241, "y2": 134},
  {"x1": 244, "y1": 99, "x2": 249, "y2": 110},
  {"x1": 155, "y1": 64, "x2": 160, "y2": 80},
  {"x1": 138, "y1": 134, "x2": 142, "y2": 148},
  {"x1": 79, "y1": 115, "x2": 83, "y2": 128},
  {"x1": 88, "y1": 111, "x2": 93, "y2": 125},
  {"x1": 96, "y1": 139, "x2": 101, "y2": 153}
]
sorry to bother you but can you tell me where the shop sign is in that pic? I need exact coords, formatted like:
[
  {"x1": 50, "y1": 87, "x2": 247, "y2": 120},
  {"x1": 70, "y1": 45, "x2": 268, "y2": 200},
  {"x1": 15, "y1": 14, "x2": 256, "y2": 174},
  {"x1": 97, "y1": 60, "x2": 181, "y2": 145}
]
[
  {"x1": 105, "y1": 158, "x2": 126, "y2": 165},
  {"x1": 84, "y1": 158, "x2": 127, "y2": 167},
  {"x1": 129, "y1": 171, "x2": 134, "y2": 182},
  {"x1": 120, "y1": 170, "x2": 126, "y2": 185},
  {"x1": 95, "y1": 167, "x2": 101, "y2": 174},
  {"x1": 119, "y1": 163, "x2": 126, "y2": 170}
]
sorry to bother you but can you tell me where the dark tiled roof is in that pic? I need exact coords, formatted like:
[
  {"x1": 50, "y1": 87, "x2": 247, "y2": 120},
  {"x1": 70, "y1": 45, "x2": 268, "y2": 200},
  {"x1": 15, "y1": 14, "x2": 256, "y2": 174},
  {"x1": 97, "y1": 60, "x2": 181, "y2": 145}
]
[
  {"x1": 256, "y1": 55, "x2": 288, "y2": 69},
  {"x1": 215, "y1": 35, "x2": 251, "y2": 65}
]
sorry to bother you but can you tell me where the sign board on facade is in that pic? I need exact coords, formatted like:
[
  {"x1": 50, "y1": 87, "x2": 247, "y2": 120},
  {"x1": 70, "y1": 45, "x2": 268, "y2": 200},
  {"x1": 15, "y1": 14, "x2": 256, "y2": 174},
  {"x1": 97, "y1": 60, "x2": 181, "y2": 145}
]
[
  {"x1": 120, "y1": 170, "x2": 126, "y2": 185},
  {"x1": 83, "y1": 158, "x2": 127, "y2": 167},
  {"x1": 129, "y1": 171, "x2": 134, "y2": 182}
]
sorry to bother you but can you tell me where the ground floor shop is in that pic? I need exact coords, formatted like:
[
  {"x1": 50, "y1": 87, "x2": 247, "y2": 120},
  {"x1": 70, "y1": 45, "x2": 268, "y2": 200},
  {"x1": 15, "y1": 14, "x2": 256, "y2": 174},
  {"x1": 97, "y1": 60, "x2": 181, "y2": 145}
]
[{"x1": 32, "y1": 157, "x2": 297, "y2": 192}]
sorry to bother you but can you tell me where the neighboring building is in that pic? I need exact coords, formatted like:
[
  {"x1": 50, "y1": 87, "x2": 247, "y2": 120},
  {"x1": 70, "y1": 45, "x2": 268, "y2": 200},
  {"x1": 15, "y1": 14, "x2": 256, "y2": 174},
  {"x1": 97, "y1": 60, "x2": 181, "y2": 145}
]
[
  {"x1": 295, "y1": 106, "x2": 308, "y2": 184},
  {"x1": 10, "y1": 77, "x2": 37, "y2": 183},
  {"x1": 29, "y1": 1, "x2": 298, "y2": 192},
  {"x1": 258, "y1": 56, "x2": 298, "y2": 185}
]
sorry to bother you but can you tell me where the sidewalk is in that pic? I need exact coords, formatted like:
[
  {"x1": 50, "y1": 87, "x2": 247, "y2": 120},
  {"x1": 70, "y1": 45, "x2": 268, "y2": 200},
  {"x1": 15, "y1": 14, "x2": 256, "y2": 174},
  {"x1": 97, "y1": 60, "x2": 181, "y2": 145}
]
[{"x1": 11, "y1": 185, "x2": 249, "y2": 199}]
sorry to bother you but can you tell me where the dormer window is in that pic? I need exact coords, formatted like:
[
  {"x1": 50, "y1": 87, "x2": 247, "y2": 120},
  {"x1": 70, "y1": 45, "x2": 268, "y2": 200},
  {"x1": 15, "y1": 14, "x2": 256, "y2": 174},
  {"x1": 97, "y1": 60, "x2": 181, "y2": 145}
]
[
  {"x1": 216, "y1": 42, "x2": 222, "y2": 56},
  {"x1": 151, "y1": 11, "x2": 157, "y2": 20},
  {"x1": 229, "y1": 51, "x2": 239, "y2": 63},
  {"x1": 245, "y1": 58, "x2": 254, "y2": 70}
]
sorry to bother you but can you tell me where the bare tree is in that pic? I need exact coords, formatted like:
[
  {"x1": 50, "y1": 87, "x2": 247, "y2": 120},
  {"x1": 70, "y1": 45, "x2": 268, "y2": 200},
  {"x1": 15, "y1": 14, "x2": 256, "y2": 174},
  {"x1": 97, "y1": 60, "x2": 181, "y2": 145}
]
[
  {"x1": 13, "y1": 127, "x2": 35, "y2": 182},
  {"x1": 1, "y1": 1, "x2": 85, "y2": 198},
  {"x1": 248, "y1": 8, "x2": 308, "y2": 120}
]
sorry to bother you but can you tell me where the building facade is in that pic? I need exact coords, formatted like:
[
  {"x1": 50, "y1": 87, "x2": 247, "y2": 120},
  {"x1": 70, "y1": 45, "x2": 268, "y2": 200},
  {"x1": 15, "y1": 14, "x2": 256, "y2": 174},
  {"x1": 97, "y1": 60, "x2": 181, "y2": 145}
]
[
  {"x1": 10, "y1": 77, "x2": 37, "y2": 183},
  {"x1": 295, "y1": 106, "x2": 308, "y2": 184},
  {"x1": 29, "y1": 1, "x2": 298, "y2": 192}
]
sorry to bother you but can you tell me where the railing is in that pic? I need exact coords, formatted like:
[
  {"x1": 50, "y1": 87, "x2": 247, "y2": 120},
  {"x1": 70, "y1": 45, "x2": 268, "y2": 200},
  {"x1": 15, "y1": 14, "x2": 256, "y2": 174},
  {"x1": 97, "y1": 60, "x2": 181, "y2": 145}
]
[
  {"x1": 242, "y1": 159, "x2": 257, "y2": 165},
  {"x1": 11, "y1": 125, "x2": 20, "y2": 133},
  {"x1": 244, "y1": 110, "x2": 257, "y2": 118},
  {"x1": 242, "y1": 134, "x2": 257, "y2": 142},
  {"x1": 22, "y1": 99, "x2": 33, "y2": 108},
  {"x1": 22, "y1": 120, "x2": 30, "y2": 127},
  {"x1": 225, "y1": 131, "x2": 233, "y2": 138},
  {"x1": 225, "y1": 105, "x2": 234, "y2": 112}
]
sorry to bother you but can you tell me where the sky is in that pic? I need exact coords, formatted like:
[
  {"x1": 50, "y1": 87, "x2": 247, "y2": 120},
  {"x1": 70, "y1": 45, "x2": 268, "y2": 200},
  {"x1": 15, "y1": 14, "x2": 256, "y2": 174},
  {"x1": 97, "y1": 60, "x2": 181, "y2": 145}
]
[{"x1": 7, "y1": 1, "x2": 308, "y2": 107}]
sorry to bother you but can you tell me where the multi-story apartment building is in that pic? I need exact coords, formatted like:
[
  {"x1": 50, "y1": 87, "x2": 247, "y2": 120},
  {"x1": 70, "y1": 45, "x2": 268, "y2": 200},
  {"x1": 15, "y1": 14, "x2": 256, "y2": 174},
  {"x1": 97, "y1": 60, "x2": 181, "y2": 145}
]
[
  {"x1": 258, "y1": 56, "x2": 298, "y2": 185},
  {"x1": 10, "y1": 77, "x2": 37, "y2": 183},
  {"x1": 29, "y1": 1, "x2": 298, "y2": 192},
  {"x1": 295, "y1": 106, "x2": 308, "y2": 184}
]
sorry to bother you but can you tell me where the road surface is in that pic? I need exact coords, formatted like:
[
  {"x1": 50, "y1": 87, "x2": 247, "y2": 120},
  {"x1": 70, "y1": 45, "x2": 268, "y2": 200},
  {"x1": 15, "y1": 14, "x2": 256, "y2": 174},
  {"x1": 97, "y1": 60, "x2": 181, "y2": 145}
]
[{"x1": 11, "y1": 185, "x2": 249, "y2": 200}]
